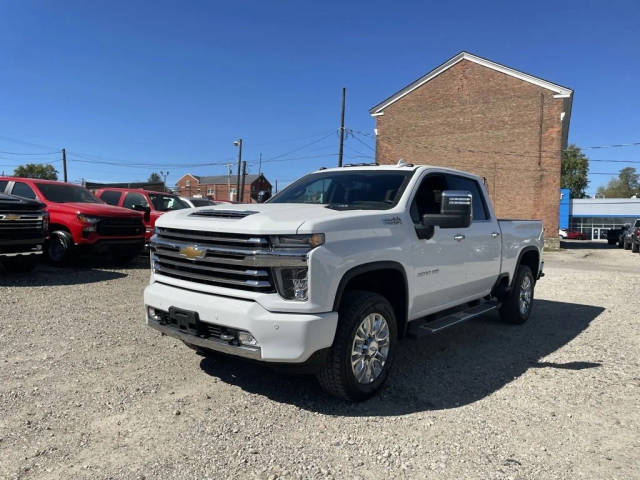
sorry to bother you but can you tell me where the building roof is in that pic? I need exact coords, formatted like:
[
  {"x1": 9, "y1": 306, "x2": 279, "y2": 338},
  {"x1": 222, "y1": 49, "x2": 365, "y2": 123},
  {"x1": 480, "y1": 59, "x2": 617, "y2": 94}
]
[
  {"x1": 180, "y1": 173, "x2": 271, "y2": 187},
  {"x1": 369, "y1": 51, "x2": 573, "y2": 116}
]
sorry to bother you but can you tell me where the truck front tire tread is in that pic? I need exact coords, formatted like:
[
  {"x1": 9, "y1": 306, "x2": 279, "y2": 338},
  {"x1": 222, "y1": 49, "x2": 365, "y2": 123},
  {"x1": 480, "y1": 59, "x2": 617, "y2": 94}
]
[{"x1": 317, "y1": 290, "x2": 397, "y2": 402}]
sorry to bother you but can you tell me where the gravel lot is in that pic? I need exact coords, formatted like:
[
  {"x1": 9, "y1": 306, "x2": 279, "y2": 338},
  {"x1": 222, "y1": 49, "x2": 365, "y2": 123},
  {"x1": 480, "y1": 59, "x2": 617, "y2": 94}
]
[{"x1": 1, "y1": 243, "x2": 639, "y2": 480}]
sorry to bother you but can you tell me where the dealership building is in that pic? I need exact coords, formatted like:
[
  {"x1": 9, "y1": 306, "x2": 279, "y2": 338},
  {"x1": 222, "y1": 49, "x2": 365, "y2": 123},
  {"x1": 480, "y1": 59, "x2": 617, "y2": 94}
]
[{"x1": 560, "y1": 188, "x2": 640, "y2": 240}]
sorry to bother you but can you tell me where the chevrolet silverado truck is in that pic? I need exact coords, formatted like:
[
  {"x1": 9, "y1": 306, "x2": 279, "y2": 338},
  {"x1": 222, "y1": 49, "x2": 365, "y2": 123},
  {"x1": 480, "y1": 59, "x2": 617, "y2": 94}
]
[
  {"x1": 0, "y1": 177, "x2": 145, "y2": 265},
  {"x1": 0, "y1": 192, "x2": 48, "y2": 272},
  {"x1": 144, "y1": 164, "x2": 544, "y2": 401}
]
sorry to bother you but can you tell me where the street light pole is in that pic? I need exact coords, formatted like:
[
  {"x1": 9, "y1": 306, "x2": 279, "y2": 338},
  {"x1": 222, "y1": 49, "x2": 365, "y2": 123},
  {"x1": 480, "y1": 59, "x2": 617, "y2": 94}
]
[{"x1": 234, "y1": 139, "x2": 243, "y2": 202}]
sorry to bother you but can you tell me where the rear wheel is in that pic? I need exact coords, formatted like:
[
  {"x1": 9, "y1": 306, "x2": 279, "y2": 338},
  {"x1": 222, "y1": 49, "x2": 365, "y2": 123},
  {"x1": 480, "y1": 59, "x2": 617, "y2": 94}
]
[
  {"x1": 633, "y1": 241, "x2": 639, "y2": 253},
  {"x1": 2, "y1": 255, "x2": 40, "y2": 273},
  {"x1": 624, "y1": 241, "x2": 631, "y2": 250},
  {"x1": 499, "y1": 265, "x2": 534, "y2": 324},
  {"x1": 46, "y1": 231, "x2": 72, "y2": 266},
  {"x1": 317, "y1": 290, "x2": 397, "y2": 401}
]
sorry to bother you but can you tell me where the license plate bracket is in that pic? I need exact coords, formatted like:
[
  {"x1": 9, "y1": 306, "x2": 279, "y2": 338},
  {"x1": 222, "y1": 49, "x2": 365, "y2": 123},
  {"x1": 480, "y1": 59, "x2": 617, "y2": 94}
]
[{"x1": 168, "y1": 306, "x2": 200, "y2": 334}]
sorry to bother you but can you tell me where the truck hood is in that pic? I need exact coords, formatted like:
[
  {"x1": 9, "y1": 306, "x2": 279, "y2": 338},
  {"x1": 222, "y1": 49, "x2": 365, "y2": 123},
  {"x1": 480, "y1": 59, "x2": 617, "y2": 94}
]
[
  {"x1": 155, "y1": 203, "x2": 390, "y2": 235},
  {"x1": 47, "y1": 202, "x2": 143, "y2": 218}
]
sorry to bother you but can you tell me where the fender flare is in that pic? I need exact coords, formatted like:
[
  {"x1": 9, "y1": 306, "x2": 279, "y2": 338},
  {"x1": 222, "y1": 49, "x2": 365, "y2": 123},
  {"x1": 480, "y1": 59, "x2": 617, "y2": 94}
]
[
  {"x1": 332, "y1": 261, "x2": 409, "y2": 313},
  {"x1": 511, "y1": 246, "x2": 541, "y2": 288}
]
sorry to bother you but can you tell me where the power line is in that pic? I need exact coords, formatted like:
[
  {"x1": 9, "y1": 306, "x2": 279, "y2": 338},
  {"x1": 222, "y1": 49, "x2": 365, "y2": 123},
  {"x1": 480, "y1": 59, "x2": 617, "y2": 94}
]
[{"x1": 0, "y1": 150, "x2": 59, "y2": 155}]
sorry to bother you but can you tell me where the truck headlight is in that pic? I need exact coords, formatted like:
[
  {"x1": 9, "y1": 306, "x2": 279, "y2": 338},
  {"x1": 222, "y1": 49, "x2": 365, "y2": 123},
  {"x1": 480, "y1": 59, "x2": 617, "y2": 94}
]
[
  {"x1": 270, "y1": 233, "x2": 324, "y2": 249},
  {"x1": 273, "y1": 267, "x2": 308, "y2": 301},
  {"x1": 77, "y1": 213, "x2": 100, "y2": 232}
]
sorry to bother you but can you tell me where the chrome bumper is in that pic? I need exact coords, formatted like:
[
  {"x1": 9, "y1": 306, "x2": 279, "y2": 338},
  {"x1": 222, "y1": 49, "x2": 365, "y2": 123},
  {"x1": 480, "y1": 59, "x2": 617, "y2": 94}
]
[{"x1": 147, "y1": 317, "x2": 262, "y2": 360}]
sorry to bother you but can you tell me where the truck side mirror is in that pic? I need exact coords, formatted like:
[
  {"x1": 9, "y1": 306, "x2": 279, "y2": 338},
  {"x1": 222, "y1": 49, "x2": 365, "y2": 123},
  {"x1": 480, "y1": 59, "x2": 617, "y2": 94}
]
[
  {"x1": 422, "y1": 190, "x2": 472, "y2": 229},
  {"x1": 131, "y1": 204, "x2": 151, "y2": 221}
]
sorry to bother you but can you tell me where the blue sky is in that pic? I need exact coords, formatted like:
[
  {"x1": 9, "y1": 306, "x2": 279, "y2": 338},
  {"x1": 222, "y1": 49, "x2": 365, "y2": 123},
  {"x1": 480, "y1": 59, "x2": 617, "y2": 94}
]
[{"x1": 0, "y1": 0, "x2": 638, "y2": 195}]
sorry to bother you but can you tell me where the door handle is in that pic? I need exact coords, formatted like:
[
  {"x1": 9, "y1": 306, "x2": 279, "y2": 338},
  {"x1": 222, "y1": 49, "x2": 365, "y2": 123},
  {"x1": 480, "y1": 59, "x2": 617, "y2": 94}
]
[
  {"x1": 491, "y1": 232, "x2": 500, "y2": 238},
  {"x1": 453, "y1": 234, "x2": 465, "y2": 241}
]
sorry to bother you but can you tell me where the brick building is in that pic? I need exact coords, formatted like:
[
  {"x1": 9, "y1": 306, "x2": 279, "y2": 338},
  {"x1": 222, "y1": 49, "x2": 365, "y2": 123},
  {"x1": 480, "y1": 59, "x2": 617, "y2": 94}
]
[
  {"x1": 175, "y1": 173, "x2": 272, "y2": 203},
  {"x1": 370, "y1": 52, "x2": 573, "y2": 248}
]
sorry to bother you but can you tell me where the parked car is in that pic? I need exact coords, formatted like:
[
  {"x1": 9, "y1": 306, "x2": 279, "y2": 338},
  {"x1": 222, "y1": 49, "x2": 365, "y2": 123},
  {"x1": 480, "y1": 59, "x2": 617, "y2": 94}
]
[
  {"x1": 180, "y1": 197, "x2": 218, "y2": 208},
  {"x1": 0, "y1": 177, "x2": 145, "y2": 265},
  {"x1": 0, "y1": 192, "x2": 48, "y2": 272},
  {"x1": 144, "y1": 164, "x2": 544, "y2": 401},
  {"x1": 565, "y1": 230, "x2": 587, "y2": 240},
  {"x1": 95, "y1": 188, "x2": 189, "y2": 244},
  {"x1": 627, "y1": 219, "x2": 640, "y2": 252},
  {"x1": 617, "y1": 224, "x2": 631, "y2": 248}
]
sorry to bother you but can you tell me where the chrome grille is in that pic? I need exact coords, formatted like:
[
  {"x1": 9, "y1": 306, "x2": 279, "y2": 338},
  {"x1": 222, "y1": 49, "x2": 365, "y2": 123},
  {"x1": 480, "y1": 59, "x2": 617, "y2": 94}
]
[
  {"x1": 151, "y1": 227, "x2": 306, "y2": 292},
  {"x1": 0, "y1": 213, "x2": 44, "y2": 240}
]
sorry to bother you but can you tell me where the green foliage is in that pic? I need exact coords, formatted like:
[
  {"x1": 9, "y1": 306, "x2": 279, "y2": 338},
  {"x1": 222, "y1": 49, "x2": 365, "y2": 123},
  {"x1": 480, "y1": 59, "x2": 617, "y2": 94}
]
[
  {"x1": 561, "y1": 144, "x2": 589, "y2": 198},
  {"x1": 596, "y1": 167, "x2": 640, "y2": 198},
  {"x1": 13, "y1": 163, "x2": 58, "y2": 180},
  {"x1": 148, "y1": 172, "x2": 162, "y2": 183}
]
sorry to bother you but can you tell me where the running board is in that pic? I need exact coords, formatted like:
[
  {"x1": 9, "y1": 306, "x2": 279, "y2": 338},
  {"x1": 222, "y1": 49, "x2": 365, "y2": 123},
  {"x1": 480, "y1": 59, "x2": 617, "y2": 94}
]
[{"x1": 407, "y1": 301, "x2": 498, "y2": 337}]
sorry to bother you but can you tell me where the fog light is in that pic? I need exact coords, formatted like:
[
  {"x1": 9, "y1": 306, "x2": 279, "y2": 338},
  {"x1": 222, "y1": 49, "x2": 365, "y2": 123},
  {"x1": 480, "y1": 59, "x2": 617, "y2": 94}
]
[
  {"x1": 147, "y1": 307, "x2": 163, "y2": 322},
  {"x1": 238, "y1": 331, "x2": 258, "y2": 347}
]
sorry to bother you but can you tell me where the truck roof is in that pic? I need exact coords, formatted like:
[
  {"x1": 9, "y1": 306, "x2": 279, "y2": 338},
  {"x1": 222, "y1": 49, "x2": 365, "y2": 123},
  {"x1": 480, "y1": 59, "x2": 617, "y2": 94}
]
[{"x1": 314, "y1": 163, "x2": 483, "y2": 179}]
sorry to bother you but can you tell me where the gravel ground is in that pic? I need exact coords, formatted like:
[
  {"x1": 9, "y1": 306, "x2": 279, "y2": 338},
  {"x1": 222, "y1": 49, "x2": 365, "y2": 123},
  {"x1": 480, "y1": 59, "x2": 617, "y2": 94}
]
[{"x1": 1, "y1": 243, "x2": 639, "y2": 480}]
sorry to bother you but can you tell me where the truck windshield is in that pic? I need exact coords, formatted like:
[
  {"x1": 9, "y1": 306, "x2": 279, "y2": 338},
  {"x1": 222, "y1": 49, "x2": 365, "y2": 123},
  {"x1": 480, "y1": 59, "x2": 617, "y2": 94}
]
[
  {"x1": 36, "y1": 183, "x2": 102, "y2": 203},
  {"x1": 269, "y1": 170, "x2": 413, "y2": 210},
  {"x1": 149, "y1": 194, "x2": 189, "y2": 211}
]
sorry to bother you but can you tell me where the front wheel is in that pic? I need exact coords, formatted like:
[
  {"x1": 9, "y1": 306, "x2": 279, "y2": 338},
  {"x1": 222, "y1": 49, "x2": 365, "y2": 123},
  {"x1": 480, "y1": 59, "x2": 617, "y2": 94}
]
[
  {"x1": 46, "y1": 231, "x2": 72, "y2": 266},
  {"x1": 499, "y1": 265, "x2": 535, "y2": 324},
  {"x1": 317, "y1": 290, "x2": 397, "y2": 401}
]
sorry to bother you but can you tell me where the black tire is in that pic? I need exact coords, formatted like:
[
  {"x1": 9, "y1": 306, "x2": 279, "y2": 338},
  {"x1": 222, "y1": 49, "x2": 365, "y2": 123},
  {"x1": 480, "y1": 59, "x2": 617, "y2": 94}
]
[
  {"x1": 2, "y1": 255, "x2": 40, "y2": 273},
  {"x1": 624, "y1": 241, "x2": 631, "y2": 250},
  {"x1": 633, "y1": 242, "x2": 639, "y2": 253},
  {"x1": 618, "y1": 240, "x2": 624, "y2": 248},
  {"x1": 499, "y1": 265, "x2": 534, "y2": 325},
  {"x1": 316, "y1": 290, "x2": 397, "y2": 402},
  {"x1": 46, "y1": 231, "x2": 72, "y2": 266}
]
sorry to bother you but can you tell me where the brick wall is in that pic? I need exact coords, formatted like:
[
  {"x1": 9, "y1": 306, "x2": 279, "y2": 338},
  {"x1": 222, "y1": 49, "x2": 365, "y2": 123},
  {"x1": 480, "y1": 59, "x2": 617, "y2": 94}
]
[
  {"x1": 175, "y1": 174, "x2": 271, "y2": 203},
  {"x1": 375, "y1": 59, "x2": 568, "y2": 246}
]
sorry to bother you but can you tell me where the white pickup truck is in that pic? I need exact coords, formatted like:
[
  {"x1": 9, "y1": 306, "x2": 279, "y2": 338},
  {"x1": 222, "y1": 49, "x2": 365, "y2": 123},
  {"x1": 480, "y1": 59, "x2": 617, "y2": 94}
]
[{"x1": 145, "y1": 164, "x2": 544, "y2": 400}]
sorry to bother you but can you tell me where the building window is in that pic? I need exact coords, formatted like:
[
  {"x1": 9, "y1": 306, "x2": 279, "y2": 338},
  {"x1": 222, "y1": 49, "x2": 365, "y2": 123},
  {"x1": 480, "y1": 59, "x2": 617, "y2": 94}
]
[
  {"x1": 186, "y1": 180, "x2": 190, "y2": 186},
  {"x1": 207, "y1": 188, "x2": 214, "y2": 195}
]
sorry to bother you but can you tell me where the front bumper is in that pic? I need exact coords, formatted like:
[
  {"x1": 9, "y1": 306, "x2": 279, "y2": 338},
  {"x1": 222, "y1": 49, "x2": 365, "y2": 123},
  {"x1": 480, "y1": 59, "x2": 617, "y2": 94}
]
[
  {"x1": 144, "y1": 281, "x2": 338, "y2": 363},
  {"x1": 76, "y1": 238, "x2": 145, "y2": 253}
]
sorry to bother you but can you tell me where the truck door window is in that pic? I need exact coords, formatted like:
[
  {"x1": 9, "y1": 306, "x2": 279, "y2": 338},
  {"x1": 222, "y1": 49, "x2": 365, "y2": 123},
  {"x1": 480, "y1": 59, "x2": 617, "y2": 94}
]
[
  {"x1": 444, "y1": 175, "x2": 489, "y2": 220},
  {"x1": 123, "y1": 192, "x2": 149, "y2": 210},
  {"x1": 410, "y1": 174, "x2": 447, "y2": 224},
  {"x1": 0, "y1": 180, "x2": 8, "y2": 193},
  {"x1": 100, "y1": 190, "x2": 122, "y2": 206},
  {"x1": 11, "y1": 181, "x2": 38, "y2": 200}
]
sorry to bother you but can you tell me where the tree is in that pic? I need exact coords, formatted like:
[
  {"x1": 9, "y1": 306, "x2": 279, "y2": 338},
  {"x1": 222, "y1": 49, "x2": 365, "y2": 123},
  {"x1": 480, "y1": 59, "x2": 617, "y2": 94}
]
[
  {"x1": 596, "y1": 167, "x2": 640, "y2": 198},
  {"x1": 148, "y1": 172, "x2": 162, "y2": 183},
  {"x1": 561, "y1": 144, "x2": 589, "y2": 198},
  {"x1": 13, "y1": 163, "x2": 58, "y2": 180}
]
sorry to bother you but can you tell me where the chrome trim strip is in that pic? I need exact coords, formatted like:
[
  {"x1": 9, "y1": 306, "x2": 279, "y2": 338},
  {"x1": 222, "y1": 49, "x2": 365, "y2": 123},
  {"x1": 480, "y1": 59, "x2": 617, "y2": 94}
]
[
  {"x1": 156, "y1": 228, "x2": 268, "y2": 245},
  {"x1": 154, "y1": 264, "x2": 272, "y2": 288},
  {"x1": 147, "y1": 318, "x2": 261, "y2": 360},
  {"x1": 152, "y1": 254, "x2": 269, "y2": 277},
  {"x1": 0, "y1": 251, "x2": 43, "y2": 257}
]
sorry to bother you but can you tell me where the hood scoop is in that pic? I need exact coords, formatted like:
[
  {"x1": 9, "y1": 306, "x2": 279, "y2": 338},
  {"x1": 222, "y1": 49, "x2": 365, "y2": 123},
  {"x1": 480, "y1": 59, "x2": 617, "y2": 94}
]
[{"x1": 189, "y1": 209, "x2": 259, "y2": 219}]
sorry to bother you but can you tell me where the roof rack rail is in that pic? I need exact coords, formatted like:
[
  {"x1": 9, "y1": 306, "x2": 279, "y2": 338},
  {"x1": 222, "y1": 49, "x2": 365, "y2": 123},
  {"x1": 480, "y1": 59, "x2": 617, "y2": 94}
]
[
  {"x1": 343, "y1": 162, "x2": 379, "y2": 167},
  {"x1": 396, "y1": 159, "x2": 414, "y2": 167}
]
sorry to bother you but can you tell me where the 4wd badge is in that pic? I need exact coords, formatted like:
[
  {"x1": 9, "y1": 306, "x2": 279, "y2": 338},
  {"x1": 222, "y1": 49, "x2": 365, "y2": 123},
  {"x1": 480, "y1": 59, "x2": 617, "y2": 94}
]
[
  {"x1": 382, "y1": 216, "x2": 402, "y2": 225},
  {"x1": 178, "y1": 245, "x2": 206, "y2": 260}
]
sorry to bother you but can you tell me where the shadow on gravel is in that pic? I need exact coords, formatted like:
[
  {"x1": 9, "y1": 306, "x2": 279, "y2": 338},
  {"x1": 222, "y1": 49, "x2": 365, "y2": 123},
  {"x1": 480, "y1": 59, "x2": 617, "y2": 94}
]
[
  {"x1": 560, "y1": 240, "x2": 616, "y2": 250},
  {"x1": 0, "y1": 264, "x2": 128, "y2": 286},
  {"x1": 199, "y1": 299, "x2": 604, "y2": 416}
]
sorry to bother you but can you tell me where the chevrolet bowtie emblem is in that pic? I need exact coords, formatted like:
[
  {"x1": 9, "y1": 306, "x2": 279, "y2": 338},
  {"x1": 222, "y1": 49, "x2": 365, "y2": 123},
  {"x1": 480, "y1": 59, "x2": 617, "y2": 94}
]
[
  {"x1": 179, "y1": 245, "x2": 206, "y2": 260},
  {"x1": 4, "y1": 214, "x2": 20, "y2": 221}
]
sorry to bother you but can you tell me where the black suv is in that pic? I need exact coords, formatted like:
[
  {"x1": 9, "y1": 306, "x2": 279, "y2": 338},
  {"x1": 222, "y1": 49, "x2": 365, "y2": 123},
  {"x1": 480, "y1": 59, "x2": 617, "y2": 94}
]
[
  {"x1": 627, "y1": 219, "x2": 640, "y2": 253},
  {"x1": 0, "y1": 193, "x2": 48, "y2": 272}
]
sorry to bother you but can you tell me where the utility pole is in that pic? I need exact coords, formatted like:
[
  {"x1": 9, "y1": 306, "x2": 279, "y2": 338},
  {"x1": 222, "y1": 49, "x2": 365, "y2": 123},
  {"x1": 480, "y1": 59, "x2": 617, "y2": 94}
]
[
  {"x1": 234, "y1": 139, "x2": 243, "y2": 202},
  {"x1": 258, "y1": 152, "x2": 262, "y2": 176},
  {"x1": 240, "y1": 161, "x2": 247, "y2": 203},
  {"x1": 275, "y1": 180, "x2": 278, "y2": 193},
  {"x1": 338, "y1": 87, "x2": 346, "y2": 167},
  {"x1": 159, "y1": 170, "x2": 169, "y2": 191},
  {"x1": 62, "y1": 148, "x2": 68, "y2": 182},
  {"x1": 225, "y1": 163, "x2": 233, "y2": 201}
]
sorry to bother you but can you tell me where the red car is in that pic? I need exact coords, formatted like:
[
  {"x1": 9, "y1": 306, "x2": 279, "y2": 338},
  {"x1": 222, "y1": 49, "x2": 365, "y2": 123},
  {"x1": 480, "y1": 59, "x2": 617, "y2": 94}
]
[
  {"x1": 566, "y1": 231, "x2": 587, "y2": 240},
  {"x1": 94, "y1": 188, "x2": 189, "y2": 243},
  {"x1": 0, "y1": 177, "x2": 145, "y2": 265}
]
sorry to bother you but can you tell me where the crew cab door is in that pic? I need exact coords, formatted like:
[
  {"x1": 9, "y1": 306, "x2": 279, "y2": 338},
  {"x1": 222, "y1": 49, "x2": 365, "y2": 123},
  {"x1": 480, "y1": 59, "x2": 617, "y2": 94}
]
[
  {"x1": 443, "y1": 173, "x2": 501, "y2": 297},
  {"x1": 408, "y1": 173, "x2": 469, "y2": 316}
]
